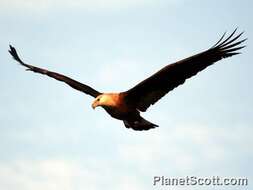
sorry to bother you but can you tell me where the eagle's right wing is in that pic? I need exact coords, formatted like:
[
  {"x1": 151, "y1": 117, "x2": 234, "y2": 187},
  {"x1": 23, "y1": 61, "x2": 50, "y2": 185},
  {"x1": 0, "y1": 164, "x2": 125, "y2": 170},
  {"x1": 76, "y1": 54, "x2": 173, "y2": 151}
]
[{"x1": 9, "y1": 45, "x2": 101, "y2": 98}]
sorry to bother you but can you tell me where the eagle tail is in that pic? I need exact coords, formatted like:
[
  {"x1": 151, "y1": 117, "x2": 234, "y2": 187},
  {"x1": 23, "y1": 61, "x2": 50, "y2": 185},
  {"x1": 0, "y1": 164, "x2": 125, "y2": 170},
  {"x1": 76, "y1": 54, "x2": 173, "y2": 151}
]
[{"x1": 123, "y1": 117, "x2": 158, "y2": 131}]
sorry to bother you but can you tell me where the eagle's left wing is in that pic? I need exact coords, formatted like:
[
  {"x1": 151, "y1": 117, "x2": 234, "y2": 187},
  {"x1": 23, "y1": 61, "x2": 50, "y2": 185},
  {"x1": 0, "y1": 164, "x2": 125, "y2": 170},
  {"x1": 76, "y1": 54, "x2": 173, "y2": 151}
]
[{"x1": 123, "y1": 29, "x2": 246, "y2": 112}]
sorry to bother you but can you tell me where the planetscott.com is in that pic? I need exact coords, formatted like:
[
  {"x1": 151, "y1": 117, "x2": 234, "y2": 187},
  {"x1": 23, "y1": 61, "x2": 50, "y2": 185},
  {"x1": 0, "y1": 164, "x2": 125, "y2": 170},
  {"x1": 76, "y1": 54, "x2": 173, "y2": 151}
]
[{"x1": 153, "y1": 176, "x2": 248, "y2": 187}]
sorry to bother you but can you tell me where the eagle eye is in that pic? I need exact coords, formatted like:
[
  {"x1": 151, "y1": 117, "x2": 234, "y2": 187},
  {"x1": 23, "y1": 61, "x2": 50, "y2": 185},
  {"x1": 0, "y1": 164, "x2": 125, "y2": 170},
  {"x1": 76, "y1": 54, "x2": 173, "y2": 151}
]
[{"x1": 97, "y1": 98, "x2": 100, "y2": 101}]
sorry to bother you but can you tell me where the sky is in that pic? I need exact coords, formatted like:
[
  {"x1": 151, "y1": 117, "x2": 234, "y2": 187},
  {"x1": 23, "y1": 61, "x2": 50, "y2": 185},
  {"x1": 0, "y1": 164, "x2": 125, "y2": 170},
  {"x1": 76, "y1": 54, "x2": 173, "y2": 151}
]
[{"x1": 0, "y1": 0, "x2": 252, "y2": 189}]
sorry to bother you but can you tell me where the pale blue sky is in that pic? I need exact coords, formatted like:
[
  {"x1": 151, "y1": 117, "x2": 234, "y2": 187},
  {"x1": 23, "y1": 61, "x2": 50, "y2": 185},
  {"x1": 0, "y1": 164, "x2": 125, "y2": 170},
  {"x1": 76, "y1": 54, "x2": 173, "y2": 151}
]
[{"x1": 0, "y1": 0, "x2": 252, "y2": 190}]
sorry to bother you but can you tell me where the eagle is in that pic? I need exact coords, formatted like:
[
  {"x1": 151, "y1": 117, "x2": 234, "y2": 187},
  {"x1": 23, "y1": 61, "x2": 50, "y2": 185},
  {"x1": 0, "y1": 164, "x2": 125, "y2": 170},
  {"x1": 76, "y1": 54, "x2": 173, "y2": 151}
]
[{"x1": 9, "y1": 29, "x2": 246, "y2": 131}]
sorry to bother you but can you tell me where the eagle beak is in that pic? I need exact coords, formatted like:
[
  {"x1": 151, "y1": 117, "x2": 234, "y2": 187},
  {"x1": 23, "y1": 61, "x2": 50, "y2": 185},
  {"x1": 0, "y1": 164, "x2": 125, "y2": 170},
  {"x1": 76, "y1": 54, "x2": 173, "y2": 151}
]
[{"x1": 92, "y1": 101, "x2": 97, "y2": 109}]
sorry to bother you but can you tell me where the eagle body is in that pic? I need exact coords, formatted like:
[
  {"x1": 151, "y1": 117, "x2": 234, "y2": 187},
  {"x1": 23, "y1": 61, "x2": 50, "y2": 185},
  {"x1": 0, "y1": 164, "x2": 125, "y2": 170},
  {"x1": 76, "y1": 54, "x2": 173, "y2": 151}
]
[
  {"x1": 9, "y1": 29, "x2": 246, "y2": 131},
  {"x1": 93, "y1": 93, "x2": 158, "y2": 130}
]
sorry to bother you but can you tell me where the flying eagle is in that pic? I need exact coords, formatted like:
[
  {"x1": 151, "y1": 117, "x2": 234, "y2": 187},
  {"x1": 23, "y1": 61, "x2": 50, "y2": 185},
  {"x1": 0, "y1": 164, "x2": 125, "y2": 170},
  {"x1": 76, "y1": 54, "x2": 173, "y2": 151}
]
[{"x1": 9, "y1": 29, "x2": 246, "y2": 131}]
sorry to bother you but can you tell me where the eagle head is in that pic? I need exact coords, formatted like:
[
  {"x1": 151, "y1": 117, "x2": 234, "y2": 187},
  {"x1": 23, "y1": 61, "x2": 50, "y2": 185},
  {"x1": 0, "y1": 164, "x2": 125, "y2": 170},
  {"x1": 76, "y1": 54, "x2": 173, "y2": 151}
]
[{"x1": 92, "y1": 94, "x2": 116, "y2": 109}]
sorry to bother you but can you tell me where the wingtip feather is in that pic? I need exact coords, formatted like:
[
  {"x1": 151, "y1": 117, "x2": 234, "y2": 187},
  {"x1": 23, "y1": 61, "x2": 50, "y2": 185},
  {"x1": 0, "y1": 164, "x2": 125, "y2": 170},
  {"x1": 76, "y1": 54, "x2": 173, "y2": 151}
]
[
  {"x1": 8, "y1": 45, "x2": 23, "y2": 64},
  {"x1": 211, "y1": 28, "x2": 247, "y2": 58}
]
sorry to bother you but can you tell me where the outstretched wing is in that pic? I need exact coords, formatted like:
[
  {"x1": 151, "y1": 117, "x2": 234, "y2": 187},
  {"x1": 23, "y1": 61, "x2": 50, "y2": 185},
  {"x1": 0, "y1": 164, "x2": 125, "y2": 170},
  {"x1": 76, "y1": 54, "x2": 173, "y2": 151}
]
[
  {"x1": 9, "y1": 45, "x2": 101, "y2": 98},
  {"x1": 124, "y1": 29, "x2": 247, "y2": 112}
]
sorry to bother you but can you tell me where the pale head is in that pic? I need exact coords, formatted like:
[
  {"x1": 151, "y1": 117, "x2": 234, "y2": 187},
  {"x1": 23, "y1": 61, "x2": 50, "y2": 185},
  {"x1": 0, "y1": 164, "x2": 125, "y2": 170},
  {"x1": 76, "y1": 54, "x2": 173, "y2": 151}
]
[{"x1": 91, "y1": 93, "x2": 118, "y2": 109}]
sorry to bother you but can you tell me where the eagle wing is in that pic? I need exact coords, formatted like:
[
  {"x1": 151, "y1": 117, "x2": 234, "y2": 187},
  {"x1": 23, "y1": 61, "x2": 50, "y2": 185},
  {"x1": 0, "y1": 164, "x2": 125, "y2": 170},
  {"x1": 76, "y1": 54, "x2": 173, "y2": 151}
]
[
  {"x1": 123, "y1": 29, "x2": 246, "y2": 112},
  {"x1": 9, "y1": 45, "x2": 101, "y2": 98}
]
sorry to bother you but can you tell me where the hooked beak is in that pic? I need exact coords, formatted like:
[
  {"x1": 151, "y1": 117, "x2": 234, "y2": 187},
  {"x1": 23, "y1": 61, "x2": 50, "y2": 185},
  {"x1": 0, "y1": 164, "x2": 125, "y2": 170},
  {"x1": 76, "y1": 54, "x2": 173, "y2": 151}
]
[{"x1": 92, "y1": 101, "x2": 98, "y2": 109}]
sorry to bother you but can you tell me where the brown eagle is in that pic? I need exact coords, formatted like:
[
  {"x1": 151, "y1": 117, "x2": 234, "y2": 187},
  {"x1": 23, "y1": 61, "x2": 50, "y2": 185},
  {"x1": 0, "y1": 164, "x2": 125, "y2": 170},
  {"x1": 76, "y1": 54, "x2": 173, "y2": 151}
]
[{"x1": 9, "y1": 29, "x2": 246, "y2": 131}]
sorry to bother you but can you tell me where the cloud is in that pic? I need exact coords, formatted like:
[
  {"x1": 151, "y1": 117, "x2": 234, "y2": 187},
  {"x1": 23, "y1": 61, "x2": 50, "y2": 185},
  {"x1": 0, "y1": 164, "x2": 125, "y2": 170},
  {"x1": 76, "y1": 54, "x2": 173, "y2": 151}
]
[
  {"x1": 0, "y1": 160, "x2": 77, "y2": 190},
  {"x1": 0, "y1": 159, "x2": 147, "y2": 190},
  {"x1": 1, "y1": 123, "x2": 251, "y2": 190}
]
